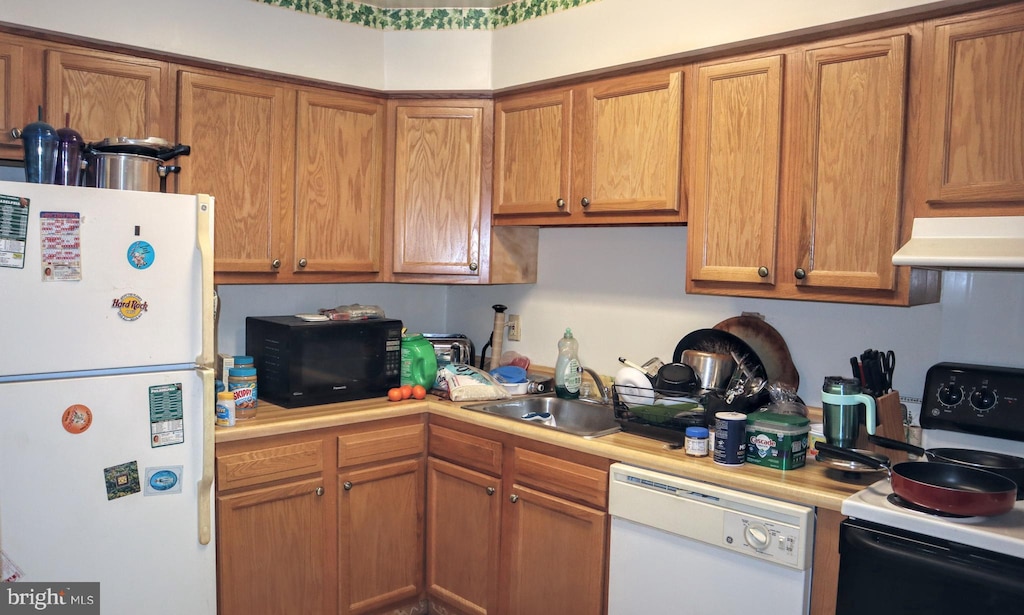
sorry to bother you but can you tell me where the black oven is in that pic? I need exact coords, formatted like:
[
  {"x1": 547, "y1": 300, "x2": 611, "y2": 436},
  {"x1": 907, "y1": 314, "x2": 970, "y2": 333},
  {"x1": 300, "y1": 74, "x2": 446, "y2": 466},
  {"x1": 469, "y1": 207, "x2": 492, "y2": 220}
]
[{"x1": 836, "y1": 518, "x2": 1024, "y2": 615}]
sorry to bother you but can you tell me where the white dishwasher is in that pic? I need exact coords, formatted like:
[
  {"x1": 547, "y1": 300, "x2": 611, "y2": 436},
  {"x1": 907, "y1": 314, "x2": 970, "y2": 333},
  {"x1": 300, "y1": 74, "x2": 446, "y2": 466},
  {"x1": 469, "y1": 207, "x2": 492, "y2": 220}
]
[{"x1": 607, "y1": 463, "x2": 815, "y2": 614}]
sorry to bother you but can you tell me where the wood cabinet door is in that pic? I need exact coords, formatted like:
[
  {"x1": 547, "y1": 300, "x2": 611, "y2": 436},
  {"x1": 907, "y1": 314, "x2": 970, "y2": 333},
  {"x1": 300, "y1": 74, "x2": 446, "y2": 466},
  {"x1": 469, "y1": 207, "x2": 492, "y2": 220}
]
[
  {"x1": 926, "y1": 5, "x2": 1024, "y2": 208},
  {"x1": 426, "y1": 457, "x2": 501, "y2": 615},
  {"x1": 337, "y1": 458, "x2": 424, "y2": 615},
  {"x1": 390, "y1": 101, "x2": 488, "y2": 277},
  {"x1": 493, "y1": 88, "x2": 573, "y2": 217},
  {"x1": 177, "y1": 70, "x2": 294, "y2": 276},
  {"x1": 217, "y1": 477, "x2": 329, "y2": 615},
  {"x1": 295, "y1": 89, "x2": 385, "y2": 275},
  {"x1": 574, "y1": 70, "x2": 684, "y2": 218},
  {"x1": 792, "y1": 35, "x2": 908, "y2": 291},
  {"x1": 0, "y1": 37, "x2": 25, "y2": 158},
  {"x1": 45, "y1": 48, "x2": 169, "y2": 144},
  {"x1": 502, "y1": 483, "x2": 606, "y2": 615},
  {"x1": 688, "y1": 55, "x2": 783, "y2": 285}
]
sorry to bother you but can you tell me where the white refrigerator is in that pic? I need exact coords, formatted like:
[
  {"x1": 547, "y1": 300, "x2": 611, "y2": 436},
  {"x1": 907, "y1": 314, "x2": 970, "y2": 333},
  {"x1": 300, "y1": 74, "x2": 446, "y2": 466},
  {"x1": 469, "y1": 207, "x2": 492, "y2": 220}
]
[{"x1": 0, "y1": 181, "x2": 217, "y2": 614}]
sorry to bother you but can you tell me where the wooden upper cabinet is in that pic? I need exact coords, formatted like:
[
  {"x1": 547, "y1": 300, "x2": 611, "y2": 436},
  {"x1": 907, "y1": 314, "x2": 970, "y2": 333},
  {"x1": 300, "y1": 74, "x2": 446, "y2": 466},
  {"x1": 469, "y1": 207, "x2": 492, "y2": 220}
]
[
  {"x1": 176, "y1": 69, "x2": 294, "y2": 276},
  {"x1": 0, "y1": 37, "x2": 25, "y2": 157},
  {"x1": 688, "y1": 55, "x2": 784, "y2": 285},
  {"x1": 45, "y1": 48, "x2": 169, "y2": 144},
  {"x1": 295, "y1": 89, "x2": 385, "y2": 275},
  {"x1": 793, "y1": 34, "x2": 908, "y2": 292},
  {"x1": 493, "y1": 88, "x2": 573, "y2": 217},
  {"x1": 389, "y1": 100, "x2": 489, "y2": 278},
  {"x1": 922, "y1": 4, "x2": 1024, "y2": 213},
  {"x1": 493, "y1": 68, "x2": 685, "y2": 226}
]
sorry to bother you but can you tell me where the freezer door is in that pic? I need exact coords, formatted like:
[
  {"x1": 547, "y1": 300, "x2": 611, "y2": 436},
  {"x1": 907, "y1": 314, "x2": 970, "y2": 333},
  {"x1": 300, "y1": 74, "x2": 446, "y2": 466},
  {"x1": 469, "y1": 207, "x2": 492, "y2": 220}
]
[
  {"x1": 0, "y1": 181, "x2": 209, "y2": 376},
  {"x1": 0, "y1": 368, "x2": 216, "y2": 614}
]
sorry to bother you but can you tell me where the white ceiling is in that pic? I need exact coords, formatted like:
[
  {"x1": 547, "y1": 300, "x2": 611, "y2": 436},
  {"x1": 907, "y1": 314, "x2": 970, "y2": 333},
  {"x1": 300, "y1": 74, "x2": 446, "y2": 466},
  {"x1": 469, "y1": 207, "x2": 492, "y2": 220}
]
[{"x1": 358, "y1": 1, "x2": 509, "y2": 7}]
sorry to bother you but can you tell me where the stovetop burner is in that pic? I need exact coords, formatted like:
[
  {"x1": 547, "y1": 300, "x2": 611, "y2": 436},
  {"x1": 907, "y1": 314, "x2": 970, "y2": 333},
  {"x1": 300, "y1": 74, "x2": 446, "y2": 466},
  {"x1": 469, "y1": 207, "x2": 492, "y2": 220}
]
[{"x1": 885, "y1": 493, "x2": 971, "y2": 519}]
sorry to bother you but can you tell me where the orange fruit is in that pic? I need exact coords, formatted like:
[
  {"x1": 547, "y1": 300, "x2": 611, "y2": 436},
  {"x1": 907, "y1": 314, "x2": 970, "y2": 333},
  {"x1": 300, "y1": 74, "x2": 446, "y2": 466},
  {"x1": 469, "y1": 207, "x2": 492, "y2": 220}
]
[
  {"x1": 400, "y1": 384, "x2": 413, "y2": 399},
  {"x1": 412, "y1": 385, "x2": 427, "y2": 400},
  {"x1": 387, "y1": 388, "x2": 403, "y2": 402}
]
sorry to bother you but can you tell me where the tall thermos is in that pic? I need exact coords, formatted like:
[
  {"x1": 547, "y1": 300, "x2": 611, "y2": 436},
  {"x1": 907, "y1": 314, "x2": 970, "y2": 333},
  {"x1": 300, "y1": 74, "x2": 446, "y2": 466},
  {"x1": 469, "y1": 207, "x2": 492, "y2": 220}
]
[
  {"x1": 821, "y1": 376, "x2": 877, "y2": 448},
  {"x1": 21, "y1": 106, "x2": 58, "y2": 184}
]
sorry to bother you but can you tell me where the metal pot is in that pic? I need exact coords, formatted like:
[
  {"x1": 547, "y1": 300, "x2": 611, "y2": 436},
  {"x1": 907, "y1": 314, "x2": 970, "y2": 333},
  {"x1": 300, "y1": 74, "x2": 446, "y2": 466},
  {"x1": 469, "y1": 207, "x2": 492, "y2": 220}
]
[
  {"x1": 679, "y1": 349, "x2": 734, "y2": 392},
  {"x1": 83, "y1": 137, "x2": 190, "y2": 192}
]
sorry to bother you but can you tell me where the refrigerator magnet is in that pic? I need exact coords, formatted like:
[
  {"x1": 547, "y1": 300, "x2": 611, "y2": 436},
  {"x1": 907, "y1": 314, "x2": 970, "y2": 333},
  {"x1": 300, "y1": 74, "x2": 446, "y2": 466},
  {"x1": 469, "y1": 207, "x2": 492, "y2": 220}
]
[
  {"x1": 111, "y1": 293, "x2": 148, "y2": 321},
  {"x1": 127, "y1": 240, "x2": 155, "y2": 270},
  {"x1": 0, "y1": 193, "x2": 29, "y2": 270},
  {"x1": 61, "y1": 404, "x2": 93, "y2": 434},
  {"x1": 144, "y1": 466, "x2": 183, "y2": 496},
  {"x1": 104, "y1": 461, "x2": 141, "y2": 501},
  {"x1": 149, "y1": 383, "x2": 184, "y2": 448},
  {"x1": 39, "y1": 211, "x2": 82, "y2": 281}
]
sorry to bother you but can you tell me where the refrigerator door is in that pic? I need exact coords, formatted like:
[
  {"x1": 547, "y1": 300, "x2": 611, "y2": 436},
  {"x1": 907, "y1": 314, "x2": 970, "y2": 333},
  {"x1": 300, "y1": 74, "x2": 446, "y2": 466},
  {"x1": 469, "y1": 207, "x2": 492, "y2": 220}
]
[
  {"x1": 0, "y1": 181, "x2": 210, "y2": 377},
  {"x1": 0, "y1": 368, "x2": 216, "y2": 614}
]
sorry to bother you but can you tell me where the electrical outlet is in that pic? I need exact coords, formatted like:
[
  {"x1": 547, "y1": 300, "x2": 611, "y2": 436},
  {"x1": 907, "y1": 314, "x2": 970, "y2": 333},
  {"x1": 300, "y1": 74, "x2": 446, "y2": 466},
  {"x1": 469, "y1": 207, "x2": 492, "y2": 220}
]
[{"x1": 507, "y1": 314, "x2": 522, "y2": 341}]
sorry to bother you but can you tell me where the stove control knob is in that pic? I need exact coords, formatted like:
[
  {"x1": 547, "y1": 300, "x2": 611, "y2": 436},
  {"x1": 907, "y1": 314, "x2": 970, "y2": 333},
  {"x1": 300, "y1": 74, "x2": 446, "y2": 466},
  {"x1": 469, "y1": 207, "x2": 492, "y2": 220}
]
[
  {"x1": 970, "y1": 388, "x2": 997, "y2": 411},
  {"x1": 936, "y1": 384, "x2": 964, "y2": 407},
  {"x1": 744, "y1": 524, "x2": 771, "y2": 552}
]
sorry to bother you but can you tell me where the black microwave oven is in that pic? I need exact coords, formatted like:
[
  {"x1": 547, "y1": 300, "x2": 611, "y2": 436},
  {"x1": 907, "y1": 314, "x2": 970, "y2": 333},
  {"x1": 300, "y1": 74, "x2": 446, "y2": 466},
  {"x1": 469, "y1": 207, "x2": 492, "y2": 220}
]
[{"x1": 245, "y1": 316, "x2": 403, "y2": 408}]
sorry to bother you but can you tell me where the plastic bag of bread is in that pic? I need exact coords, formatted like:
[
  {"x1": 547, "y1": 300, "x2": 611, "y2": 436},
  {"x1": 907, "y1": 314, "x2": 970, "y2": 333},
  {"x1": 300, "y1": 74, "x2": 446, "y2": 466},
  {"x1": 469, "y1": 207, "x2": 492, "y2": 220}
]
[{"x1": 435, "y1": 364, "x2": 511, "y2": 402}]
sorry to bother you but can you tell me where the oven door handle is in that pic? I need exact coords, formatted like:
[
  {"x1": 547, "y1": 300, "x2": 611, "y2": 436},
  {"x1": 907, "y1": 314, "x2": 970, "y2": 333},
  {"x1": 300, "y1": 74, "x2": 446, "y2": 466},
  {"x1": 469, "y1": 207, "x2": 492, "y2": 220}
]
[{"x1": 845, "y1": 523, "x2": 1023, "y2": 594}]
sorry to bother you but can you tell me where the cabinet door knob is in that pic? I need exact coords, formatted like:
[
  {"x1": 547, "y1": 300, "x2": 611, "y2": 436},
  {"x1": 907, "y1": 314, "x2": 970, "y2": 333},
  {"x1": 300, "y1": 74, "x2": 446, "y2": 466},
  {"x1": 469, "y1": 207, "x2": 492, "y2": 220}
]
[
  {"x1": 580, "y1": 197, "x2": 590, "y2": 208},
  {"x1": 469, "y1": 262, "x2": 478, "y2": 271},
  {"x1": 315, "y1": 486, "x2": 324, "y2": 496},
  {"x1": 794, "y1": 268, "x2": 807, "y2": 280},
  {"x1": 556, "y1": 198, "x2": 566, "y2": 209},
  {"x1": 271, "y1": 259, "x2": 281, "y2": 269},
  {"x1": 509, "y1": 494, "x2": 519, "y2": 503},
  {"x1": 343, "y1": 481, "x2": 353, "y2": 491},
  {"x1": 757, "y1": 266, "x2": 769, "y2": 278},
  {"x1": 10, "y1": 127, "x2": 22, "y2": 140},
  {"x1": 298, "y1": 258, "x2": 307, "y2": 268},
  {"x1": 486, "y1": 486, "x2": 496, "y2": 496}
]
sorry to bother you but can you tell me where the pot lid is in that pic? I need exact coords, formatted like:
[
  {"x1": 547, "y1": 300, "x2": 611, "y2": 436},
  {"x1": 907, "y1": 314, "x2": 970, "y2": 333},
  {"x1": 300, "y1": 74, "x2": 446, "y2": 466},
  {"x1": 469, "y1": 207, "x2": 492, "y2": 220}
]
[{"x1": 89, "y1": 136, "x2": 172, "y2": 155}]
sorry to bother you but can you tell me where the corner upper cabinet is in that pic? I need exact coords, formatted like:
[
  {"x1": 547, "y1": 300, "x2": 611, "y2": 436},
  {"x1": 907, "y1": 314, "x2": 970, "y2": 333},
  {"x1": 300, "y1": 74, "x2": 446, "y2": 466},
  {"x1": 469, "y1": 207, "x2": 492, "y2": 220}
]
[
  {"x1": 493, "y1": 68, "x2": 685, "y2": 225},
  {"x1": 0, "y1": 35, "x2": 26, "y2": 158},
  {"x1": 176, "y1": 69, "x2": 294, "y2": 279},
  {"x1": 917, "y1": 3, "x2": 1024, "y2": 215},
  {"x1": 388, "y1": 99, "x2": 537, "y2": 284}
]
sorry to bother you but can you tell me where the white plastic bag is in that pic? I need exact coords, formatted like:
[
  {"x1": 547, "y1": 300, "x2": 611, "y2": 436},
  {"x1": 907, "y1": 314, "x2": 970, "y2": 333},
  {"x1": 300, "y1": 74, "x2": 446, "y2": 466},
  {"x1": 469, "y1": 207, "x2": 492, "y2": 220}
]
[{"x1": 436, "y1": 364, "x2": 511, "y2": 402}]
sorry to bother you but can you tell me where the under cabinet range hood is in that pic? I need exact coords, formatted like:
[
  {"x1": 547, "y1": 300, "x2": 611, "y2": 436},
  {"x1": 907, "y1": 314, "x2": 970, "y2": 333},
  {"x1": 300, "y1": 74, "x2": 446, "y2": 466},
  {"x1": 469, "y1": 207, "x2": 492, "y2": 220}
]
[{"x1": 892, "y1": 216, "x2": 1024, "y2": 270}]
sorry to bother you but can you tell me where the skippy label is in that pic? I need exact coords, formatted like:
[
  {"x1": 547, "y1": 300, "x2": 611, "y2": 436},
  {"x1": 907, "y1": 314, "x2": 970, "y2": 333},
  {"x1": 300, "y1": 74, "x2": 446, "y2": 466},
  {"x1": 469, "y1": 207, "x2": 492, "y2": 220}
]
[
  {"x1": 231, "y1": 383, "x2": 257, "y2": 408},
  {"x1": 112, "y1": 293, "x2": 148, "y2": 321}
]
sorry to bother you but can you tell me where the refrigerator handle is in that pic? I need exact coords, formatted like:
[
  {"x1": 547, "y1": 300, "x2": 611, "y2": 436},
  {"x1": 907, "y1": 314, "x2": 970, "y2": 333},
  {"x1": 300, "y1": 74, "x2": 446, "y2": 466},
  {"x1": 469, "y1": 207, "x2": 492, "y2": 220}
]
[
  {"x1": 197, "y1": 367, "x2": 215, "y2": 546},
  {"x1": 196, "y1": 195, "x2": 215, "y2": 369}
]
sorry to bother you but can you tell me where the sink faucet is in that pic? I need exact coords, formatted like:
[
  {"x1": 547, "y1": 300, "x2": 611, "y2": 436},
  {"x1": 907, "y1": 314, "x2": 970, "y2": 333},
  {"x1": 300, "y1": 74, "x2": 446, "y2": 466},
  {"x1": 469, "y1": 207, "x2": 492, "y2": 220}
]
[{"x1": 580, "y1": 366, "x2": 612, "y2": 405}]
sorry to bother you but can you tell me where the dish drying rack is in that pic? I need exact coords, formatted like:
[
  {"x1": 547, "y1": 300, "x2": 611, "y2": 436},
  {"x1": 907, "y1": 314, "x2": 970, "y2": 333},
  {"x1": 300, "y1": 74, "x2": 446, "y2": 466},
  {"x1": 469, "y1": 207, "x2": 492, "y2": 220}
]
[{"x1": 612, "y1": 383, "x2": 707, "y2": 443}]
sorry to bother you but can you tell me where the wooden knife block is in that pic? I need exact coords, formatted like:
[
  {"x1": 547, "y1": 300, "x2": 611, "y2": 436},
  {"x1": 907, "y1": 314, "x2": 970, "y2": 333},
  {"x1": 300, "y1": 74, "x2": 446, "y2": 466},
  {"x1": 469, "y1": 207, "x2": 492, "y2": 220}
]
[{"x1": 854, "y1": 391, "x2": 909, "y2": 463}]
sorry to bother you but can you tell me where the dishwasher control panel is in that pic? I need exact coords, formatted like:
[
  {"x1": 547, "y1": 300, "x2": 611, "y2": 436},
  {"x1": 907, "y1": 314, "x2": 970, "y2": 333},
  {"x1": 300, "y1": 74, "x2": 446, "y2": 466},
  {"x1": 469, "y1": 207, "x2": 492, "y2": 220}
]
[{"x1": 722, "y1": 511, "x2": 802, "y2": 568}]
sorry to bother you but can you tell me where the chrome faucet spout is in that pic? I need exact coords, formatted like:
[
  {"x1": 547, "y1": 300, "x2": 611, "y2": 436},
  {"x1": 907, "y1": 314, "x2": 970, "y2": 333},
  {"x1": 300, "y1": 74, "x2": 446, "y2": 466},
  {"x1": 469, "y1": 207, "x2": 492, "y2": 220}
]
[{"x1": 580, "y1": 366, "x2": 612, "y2": 405}]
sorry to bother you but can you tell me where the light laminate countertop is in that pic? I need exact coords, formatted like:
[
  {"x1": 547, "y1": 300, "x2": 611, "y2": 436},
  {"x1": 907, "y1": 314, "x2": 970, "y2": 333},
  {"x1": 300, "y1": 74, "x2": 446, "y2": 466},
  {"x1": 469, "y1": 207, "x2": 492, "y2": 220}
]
[{"x1": 215, "y1": 394, "x2": 877, "y2": 511}]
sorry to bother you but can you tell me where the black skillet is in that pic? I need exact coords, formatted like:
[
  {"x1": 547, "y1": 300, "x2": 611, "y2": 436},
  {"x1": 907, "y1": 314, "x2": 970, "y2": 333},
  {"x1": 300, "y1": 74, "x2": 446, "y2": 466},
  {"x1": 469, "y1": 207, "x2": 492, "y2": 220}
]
[{"x1": 869, "y1": 434, "x2": 1024, "y2": 500}]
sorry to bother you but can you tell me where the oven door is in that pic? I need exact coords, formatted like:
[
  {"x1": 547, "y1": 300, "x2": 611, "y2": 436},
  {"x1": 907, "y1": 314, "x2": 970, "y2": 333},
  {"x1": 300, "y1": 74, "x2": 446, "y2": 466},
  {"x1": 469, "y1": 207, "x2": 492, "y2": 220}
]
[{"x1": 837, "y1": 519, "x2": 1024, "y2": 615}]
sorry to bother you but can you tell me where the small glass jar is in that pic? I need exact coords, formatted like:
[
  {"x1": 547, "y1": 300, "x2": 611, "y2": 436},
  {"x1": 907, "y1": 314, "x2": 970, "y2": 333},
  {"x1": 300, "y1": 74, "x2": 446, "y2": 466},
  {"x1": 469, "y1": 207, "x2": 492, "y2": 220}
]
[
  {"x1": 215, "y1": 391, "x2": 236, "y2": 427},
  {"x1": 684, "y1": 426, "x2": 710, "y2": 457}
]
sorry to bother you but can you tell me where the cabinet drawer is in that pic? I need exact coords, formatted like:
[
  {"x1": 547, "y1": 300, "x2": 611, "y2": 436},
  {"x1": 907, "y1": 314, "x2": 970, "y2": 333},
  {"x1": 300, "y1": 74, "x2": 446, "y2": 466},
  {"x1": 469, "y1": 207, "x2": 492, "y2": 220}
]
[
  {"x1": 337, "y1": 422, "x2": 425, "y2": 468},
  {"x1": 217, "y1": 439, "x2": 324, "y2": 491},
  {"x1": 512, "y1": 448, "x2": 607, "y2": 509},
  {"x1": 429, "y1": 424, "x2": 503, "y2": 476}
]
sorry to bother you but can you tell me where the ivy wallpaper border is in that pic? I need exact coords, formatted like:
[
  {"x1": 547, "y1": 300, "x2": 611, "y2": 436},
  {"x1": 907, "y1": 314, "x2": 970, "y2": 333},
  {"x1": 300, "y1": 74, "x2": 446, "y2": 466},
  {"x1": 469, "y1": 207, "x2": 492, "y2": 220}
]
[{"x1": 252, "y1": 0, "x2": 602, "y2": 30}]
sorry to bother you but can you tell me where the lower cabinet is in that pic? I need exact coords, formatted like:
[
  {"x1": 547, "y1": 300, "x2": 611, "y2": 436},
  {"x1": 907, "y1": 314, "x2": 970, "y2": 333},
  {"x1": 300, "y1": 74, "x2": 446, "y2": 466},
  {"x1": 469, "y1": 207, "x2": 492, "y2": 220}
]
[
  {"x1": 426, "y1": 421, "x2": 610, "y2": 615},
  {"x1": 215, "y1": 417, "x2": 427, "y2": 615}
]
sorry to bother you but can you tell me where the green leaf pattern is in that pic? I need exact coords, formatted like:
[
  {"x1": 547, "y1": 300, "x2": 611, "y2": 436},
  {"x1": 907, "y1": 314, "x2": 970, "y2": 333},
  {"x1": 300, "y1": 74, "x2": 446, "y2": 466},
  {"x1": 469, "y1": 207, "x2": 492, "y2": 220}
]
[{"x1": 252, "y1": 0, "x2": 602, "y2": 30}]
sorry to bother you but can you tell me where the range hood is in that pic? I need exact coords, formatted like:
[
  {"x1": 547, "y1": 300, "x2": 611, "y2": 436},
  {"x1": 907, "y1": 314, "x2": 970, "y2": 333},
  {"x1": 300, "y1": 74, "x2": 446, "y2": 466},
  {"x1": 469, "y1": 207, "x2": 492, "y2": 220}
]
[{"x1": 892, "y1": 216, "x2": 1024, "y2": 270}]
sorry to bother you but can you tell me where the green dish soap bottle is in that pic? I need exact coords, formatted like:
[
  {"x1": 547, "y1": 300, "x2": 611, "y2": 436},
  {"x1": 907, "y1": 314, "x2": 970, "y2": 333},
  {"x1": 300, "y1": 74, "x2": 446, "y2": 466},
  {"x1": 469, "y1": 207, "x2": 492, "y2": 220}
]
[{"x1": 555, "y1": 328, "x2": 582, "y2": 399}]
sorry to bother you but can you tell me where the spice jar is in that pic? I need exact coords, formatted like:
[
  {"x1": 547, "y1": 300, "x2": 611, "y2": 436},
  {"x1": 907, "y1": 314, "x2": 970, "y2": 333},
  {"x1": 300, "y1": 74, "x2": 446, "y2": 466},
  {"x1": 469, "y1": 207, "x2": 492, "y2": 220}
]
[
  {"x1": 684, "y1": 426, "x2": 710, "y2": 457},
  {"x1": 215, "y1": 390, "x2": 236, "y2": 427}
]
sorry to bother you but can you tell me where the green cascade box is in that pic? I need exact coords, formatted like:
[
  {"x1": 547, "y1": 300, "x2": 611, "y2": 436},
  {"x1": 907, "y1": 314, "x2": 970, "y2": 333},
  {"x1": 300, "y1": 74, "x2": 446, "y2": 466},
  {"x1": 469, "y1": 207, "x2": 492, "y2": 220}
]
[{"x1": 745, "y1": 412, "x2": 810, "y2": 470}]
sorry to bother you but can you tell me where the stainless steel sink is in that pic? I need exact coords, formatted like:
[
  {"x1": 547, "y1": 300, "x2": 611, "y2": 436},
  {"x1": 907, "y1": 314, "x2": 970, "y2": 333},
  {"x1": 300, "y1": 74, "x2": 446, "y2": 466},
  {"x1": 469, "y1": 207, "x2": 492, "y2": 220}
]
[{"x1": 461, "y1": 395, "x2": 621, "y2": 438}]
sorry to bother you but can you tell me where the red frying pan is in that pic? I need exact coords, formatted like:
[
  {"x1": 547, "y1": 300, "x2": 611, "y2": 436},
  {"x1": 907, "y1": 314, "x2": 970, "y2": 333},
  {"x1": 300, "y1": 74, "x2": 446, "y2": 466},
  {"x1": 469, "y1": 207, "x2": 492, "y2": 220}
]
[{"x1": 816, "y1": 442, "x2": 1017, "y2": 516}]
